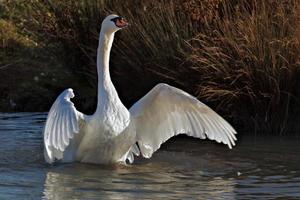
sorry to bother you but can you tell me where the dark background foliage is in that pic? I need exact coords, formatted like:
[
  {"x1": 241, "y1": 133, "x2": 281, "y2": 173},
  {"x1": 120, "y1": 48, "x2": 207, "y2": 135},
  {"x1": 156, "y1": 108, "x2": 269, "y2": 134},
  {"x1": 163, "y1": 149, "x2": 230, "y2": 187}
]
[{"x1": 1, "y1": 0, "x2": 300, "y2": 134}]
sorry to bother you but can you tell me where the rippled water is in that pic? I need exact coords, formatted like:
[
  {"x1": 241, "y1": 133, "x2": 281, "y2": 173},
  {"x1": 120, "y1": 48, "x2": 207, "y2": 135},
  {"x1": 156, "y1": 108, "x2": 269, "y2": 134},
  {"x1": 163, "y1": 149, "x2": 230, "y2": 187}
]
[{"x1": 0, "y1": 113, "x2": 299, "y2": 199}]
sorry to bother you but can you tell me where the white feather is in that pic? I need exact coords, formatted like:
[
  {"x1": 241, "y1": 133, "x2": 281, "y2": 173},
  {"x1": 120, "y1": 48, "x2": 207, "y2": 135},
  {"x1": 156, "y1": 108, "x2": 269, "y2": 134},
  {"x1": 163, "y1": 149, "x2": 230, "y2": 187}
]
[
  {"x1": 43, "y1": 89, "x2": 85, "y2": 163},
  {"x1": 130, "y1": 83, "x2": 237, "y2": 158},
  {"x1": 43, "y1": 15, "x2": 237, "y2": 165}
]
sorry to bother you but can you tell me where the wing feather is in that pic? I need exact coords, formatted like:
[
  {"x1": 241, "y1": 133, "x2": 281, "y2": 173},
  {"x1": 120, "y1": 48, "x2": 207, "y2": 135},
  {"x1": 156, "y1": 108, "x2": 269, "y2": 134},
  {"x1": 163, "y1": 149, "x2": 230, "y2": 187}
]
[
  {"x1": 61, "y1": 111, "x2": 69, "y2": 147},
  {"x1": 43, "y1": 88, "x2": 85, "y2": 163},
  {"x1": 70, "y1": 109, "x2": 79, "y2": 133},
  {"x1": 66, "y1": 112, "x2": 74, "y2": 138},
  {"x1": 59, "y1": 110, "x2": 68, "y2": 151},
  {"x1": 54, "y1": 111, "x2": 62, "y2": 150},
  {"x1": 129, "y1": 83, "x2": 237, "y2": 158},
  {"x1": 50, "y1": 113, "x2": 59, "y2": 148}
]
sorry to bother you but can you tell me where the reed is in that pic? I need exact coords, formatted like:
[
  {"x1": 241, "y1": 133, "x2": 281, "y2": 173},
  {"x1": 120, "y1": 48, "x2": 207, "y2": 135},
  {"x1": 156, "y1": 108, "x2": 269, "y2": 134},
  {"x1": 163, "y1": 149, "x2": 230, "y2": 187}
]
[{"x1": 13, "y1": 0, "x2": 300, "y2": 134}]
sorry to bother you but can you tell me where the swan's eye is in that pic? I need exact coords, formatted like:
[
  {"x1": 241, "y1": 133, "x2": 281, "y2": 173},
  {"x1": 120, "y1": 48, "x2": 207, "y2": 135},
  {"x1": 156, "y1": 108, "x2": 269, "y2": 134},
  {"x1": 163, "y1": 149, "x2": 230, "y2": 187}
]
[{"x1": 111, "y1": 17, "x2": 128, "y2": 28}]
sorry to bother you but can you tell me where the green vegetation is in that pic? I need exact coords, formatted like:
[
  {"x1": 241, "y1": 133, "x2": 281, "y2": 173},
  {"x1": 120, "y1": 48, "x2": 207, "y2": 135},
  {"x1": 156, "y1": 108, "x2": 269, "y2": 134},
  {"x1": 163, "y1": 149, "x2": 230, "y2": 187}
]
[{"x1": 1, "y1": 0, "x2": 300, "y2": 134}]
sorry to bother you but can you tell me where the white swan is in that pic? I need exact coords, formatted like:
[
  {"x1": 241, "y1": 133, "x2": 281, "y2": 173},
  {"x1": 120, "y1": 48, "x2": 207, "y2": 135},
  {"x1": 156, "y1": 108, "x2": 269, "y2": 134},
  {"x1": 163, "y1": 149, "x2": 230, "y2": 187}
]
[{"x1": 43, "y1": 14, "x2": 237, "y2": 165}]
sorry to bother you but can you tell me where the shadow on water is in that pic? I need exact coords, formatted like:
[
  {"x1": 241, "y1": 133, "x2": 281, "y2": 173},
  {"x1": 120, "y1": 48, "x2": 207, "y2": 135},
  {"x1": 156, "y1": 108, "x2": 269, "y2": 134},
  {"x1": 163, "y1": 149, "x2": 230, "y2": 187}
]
[{"x1": 0, "y1": 113, "x2": 299, "y2": 199}]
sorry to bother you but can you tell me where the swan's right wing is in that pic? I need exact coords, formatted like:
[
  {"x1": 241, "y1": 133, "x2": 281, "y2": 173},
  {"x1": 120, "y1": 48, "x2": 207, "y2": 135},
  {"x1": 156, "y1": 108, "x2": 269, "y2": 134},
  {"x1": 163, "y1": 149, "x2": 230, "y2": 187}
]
[
  {"x1": 129, "y1": 84, "x2": 237, "y2": 158},
  {"x1": 43, "y1": 88, "x2": 86, "y2": 163}
]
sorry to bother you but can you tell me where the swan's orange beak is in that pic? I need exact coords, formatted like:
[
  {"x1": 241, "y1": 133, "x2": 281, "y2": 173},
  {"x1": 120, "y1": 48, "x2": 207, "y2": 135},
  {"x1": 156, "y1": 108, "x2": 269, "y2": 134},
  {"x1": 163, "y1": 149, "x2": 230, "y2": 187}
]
[{"x1": 116, "y1": 18, "x2": 128, "y2": 28}]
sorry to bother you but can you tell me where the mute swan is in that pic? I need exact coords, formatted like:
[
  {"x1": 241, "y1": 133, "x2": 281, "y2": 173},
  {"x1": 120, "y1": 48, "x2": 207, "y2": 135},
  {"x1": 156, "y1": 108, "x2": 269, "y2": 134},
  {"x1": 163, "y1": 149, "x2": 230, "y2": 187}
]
[{"x1": 43, "y1": 14, "x2": 237, "y2": 165}]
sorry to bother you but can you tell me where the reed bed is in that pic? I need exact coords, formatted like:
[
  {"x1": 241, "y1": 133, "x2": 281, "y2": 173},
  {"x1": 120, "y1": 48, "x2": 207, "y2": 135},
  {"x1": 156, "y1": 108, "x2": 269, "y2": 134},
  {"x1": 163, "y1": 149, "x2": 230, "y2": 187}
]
[{"x1": 4, "y1": 0, "x2": 300, "y2": 134}]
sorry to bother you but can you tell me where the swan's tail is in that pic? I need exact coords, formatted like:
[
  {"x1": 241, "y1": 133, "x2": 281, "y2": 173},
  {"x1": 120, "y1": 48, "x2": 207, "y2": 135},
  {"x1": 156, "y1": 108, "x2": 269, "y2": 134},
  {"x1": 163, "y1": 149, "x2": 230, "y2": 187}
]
[{"x1": 125, "y1": 143, "x2": 140, "y2": 164}]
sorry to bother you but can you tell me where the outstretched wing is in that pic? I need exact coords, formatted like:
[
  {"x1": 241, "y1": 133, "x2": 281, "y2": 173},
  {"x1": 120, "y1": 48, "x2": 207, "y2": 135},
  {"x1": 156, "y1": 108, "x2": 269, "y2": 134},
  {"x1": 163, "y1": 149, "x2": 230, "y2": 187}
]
[
  {"x1": 129, "y1": 83, "x2": 237, "y2": 158},
  {"x1": 43, "y1": 88, "x2": 85, "y2": 163}
]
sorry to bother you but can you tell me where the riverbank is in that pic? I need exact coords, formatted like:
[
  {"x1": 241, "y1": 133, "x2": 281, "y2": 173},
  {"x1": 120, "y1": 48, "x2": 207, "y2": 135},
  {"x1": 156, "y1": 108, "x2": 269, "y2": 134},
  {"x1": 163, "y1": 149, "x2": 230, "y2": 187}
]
[{"x1": 1, "y1": 0, "x2": 300, "y2": 134}]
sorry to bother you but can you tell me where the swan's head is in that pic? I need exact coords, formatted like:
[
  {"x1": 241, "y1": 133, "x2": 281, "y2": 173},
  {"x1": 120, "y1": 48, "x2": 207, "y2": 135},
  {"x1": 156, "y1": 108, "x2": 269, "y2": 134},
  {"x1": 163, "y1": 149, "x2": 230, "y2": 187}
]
[{"x1": 101, "y1": 14, "x2": 128, "y2": 34}]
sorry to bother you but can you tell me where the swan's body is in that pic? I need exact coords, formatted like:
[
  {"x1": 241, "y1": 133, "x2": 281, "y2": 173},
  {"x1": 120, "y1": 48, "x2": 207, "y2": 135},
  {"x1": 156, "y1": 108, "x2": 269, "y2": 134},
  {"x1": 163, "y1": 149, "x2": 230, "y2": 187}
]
[{"x1": 43, "y1": 15, "x2": 237, "y2": 165}]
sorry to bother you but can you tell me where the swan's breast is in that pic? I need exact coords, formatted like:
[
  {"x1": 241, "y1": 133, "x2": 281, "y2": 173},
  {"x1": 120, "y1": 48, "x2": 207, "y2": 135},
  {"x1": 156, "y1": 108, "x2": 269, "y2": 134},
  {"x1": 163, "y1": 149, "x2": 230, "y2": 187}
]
[
  {"x1": 76, "y1": 115, "x2": 134, "y2": 164},
  {"x1": 98, "y1": 97, "x2": 130, "y2": 135}
]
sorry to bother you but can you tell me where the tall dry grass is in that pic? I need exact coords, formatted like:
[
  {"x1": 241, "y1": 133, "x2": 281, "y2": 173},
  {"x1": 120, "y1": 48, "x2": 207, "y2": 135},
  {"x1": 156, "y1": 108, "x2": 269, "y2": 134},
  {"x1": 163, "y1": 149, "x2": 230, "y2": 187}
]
[
  {"x1": 21, "y1": 0, "x2": 300, "y2": 134},
  {"x1": 181, "y1": 0, "x2": 300, "y2": 134}
]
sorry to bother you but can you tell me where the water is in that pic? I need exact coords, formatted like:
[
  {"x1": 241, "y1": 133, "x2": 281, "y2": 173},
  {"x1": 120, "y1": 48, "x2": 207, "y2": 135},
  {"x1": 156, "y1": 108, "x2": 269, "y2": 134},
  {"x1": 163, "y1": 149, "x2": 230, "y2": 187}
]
[{"x1": 0, "y1": 113, "x2": 299, "y2": 199}]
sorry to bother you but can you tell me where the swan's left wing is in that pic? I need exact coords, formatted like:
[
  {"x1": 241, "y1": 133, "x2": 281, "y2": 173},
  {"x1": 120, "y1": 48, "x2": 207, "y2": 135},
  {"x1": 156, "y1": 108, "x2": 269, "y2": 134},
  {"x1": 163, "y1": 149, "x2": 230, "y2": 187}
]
[
  {"x1": 43, "y1": 88, "x2": 85, "y2": 163},
  {"x1": 129, "y1": 83, "x2": 237, "y2": 158}
]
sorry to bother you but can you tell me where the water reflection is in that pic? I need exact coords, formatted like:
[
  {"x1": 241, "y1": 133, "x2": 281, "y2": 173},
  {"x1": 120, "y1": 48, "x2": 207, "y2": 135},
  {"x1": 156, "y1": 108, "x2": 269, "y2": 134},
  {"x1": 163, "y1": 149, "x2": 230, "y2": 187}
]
[
  {"x1": 1, "y1": 113, "x2": 300, "y2": 199},
  {"x1": 43, "y1": 163, "x2": 237, "y2": 200}
]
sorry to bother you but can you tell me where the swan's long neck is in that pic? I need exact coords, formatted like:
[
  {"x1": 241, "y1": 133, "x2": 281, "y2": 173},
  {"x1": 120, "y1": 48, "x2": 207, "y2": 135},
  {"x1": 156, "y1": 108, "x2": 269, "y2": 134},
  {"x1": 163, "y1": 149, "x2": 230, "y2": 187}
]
[{"x1": 96, "y1": 30, "x2": 118, "y2": 113}]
